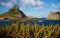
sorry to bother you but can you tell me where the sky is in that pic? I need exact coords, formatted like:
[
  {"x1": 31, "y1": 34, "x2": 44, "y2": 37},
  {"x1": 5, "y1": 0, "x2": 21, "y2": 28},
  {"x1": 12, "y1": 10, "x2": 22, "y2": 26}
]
[{"x1": 0, "y1": 0, "x2": 60, "y2": 18}]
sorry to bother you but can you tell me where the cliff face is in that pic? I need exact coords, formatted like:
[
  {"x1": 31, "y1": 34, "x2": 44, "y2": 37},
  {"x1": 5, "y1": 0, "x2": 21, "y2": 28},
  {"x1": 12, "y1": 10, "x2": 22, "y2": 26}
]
[
  {"x1": 0, "y1": 5, "x2": 27, "y2": 20},
  {"x1": 47, "y1": 12, "x2": 60, "y2": 20}
]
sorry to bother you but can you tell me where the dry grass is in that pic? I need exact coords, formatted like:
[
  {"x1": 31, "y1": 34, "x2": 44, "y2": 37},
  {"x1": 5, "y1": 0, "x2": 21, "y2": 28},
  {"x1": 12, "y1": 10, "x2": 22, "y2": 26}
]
[{"x1": 0, "y1": 24, "x2": 60, "y2": 38}]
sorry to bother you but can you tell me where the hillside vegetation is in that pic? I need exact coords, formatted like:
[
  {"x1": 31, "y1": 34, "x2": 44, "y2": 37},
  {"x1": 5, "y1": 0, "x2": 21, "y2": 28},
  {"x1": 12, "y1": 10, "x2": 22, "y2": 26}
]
[{"x1": 0, "y1": 5, "x2": 27, "y2": 20}]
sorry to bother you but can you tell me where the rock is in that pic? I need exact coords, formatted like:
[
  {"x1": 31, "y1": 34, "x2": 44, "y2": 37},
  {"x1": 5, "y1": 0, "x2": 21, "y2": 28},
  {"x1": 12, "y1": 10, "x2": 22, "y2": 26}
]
[
  {"x1": 47, "y1": 11, "x2": 60, "y2": 20},
  {"x1": 0, "y1": 5, "x2": 27, "y2": 20},
  {"x1": 28, "y1": 15, "x2": 34, "y2": 18}
]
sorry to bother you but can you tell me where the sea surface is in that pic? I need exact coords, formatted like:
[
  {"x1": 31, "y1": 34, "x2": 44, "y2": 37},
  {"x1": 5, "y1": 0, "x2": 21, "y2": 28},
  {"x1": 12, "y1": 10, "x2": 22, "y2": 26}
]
[{"x1": 0, "y1": 18, "x2": 60, "y2": 26}]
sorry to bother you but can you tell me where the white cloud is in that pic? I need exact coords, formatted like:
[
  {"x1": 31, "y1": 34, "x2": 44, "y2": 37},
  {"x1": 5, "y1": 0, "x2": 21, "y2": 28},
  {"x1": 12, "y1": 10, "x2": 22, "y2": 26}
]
[
  {"x1": 1, "y1": 0, "x2": 17, "y2": 8},
  {"x1": 52, "y1": 4, "x2": 58, "y2": 8},
  {"x1": 35, "y1": 7, "x2": 43, "y2": 10},
  {"x1": 21, "y1": 0, "x2": 35, "y2": 6},
  {"x1": 1, "y1": 2, "x2": 12, "y2": 8},
  {"x1": 20, "y1": 0, "x2": 44, "y2": 7},
  {"x1": 35, "y1": 1, "x2": 44, "y2": 6}
]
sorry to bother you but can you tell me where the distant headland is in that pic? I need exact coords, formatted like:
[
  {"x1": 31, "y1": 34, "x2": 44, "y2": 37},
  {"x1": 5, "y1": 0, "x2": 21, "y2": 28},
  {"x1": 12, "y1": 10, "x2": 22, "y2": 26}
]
[{"x1": 47, "y1": 11, "x2": 60, "y2": 20}]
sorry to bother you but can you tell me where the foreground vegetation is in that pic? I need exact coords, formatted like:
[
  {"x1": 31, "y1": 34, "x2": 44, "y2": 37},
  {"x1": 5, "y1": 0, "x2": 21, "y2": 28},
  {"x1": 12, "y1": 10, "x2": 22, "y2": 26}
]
[{"x1": 0, "y1": 24, "x2": 60, "y2": 38}]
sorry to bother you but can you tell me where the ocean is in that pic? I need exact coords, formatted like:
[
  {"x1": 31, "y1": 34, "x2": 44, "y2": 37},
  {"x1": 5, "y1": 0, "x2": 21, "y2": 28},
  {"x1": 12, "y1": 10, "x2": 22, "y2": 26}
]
[{"x1": 0, "y1": 18, "x2": 60, "y2": 26}]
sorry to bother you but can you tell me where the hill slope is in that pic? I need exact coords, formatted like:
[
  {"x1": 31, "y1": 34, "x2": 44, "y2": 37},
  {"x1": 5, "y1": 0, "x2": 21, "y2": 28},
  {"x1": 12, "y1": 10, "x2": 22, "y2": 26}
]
[{"x1": 0, "y1": 5, "x2": 27, "y2": 20}]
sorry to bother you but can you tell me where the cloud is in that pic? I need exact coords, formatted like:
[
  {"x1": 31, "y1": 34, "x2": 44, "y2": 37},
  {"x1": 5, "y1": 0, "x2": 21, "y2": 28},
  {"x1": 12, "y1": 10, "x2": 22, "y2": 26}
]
[
  {"x1": 1, "y1": 0, "x2": 17, "y2": 8},
  {"x1": 52, "y1": 4, "x2": 58, "y2": 8},
  {"x1": 1, "y1": 2, "x2": 12, "y2": 8},
  {"x1": 20, "y1": 0, "x2": 44, "y2": 10},
  {"x1": 20, "y1": 0, "x2": 35, "y2": 6},
  {"x1": 35, "y1": 7, "x2": 43, "y2": 10},
  {"x1": 35, "y1": 1, "x2": 44, "y2": 6},
  {"x1": 20, "y1": 0, "x2": 44, "y2": 7}
]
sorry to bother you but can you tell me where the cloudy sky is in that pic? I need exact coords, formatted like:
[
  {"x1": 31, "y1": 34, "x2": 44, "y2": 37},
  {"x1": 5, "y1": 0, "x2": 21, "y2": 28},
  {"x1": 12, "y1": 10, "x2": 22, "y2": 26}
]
[{"x1": 0, "y1": 0, "x2": 60, "y2": 18}]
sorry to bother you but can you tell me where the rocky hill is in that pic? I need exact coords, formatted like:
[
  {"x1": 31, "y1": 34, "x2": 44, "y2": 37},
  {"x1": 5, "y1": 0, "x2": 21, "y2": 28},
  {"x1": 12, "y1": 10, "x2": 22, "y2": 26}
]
[
  {"x1": 47, "y1": 12, "x2": 60, "y2": 20},
  {"x1": 0, "y1": 5, "x2": 27, "y2": 20}
]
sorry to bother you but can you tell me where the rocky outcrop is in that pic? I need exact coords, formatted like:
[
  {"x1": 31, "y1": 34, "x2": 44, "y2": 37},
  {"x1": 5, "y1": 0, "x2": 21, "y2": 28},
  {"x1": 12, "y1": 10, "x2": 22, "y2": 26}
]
[
  {"x1": 0, "y1": 5, "x2": 27, "y2": 20},
  {"x1": 47, "y1": 11, "x2": 60, "y2": 20},
  {"x1": 28, "y1": 15, "x2": 34, "y2": 18}
]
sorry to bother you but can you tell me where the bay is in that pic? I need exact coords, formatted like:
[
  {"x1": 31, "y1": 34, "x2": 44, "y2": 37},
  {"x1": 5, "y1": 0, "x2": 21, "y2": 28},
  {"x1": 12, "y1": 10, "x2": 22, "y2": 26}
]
[{"x1": 0, "y1": 18, "x2": 60, "y2": 26}]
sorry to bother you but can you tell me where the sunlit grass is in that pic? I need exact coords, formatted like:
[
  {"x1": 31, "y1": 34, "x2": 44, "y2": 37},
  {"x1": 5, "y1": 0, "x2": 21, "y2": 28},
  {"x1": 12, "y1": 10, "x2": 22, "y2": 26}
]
[{"x1": 0, "y1": 24, "x2": 60, "y2": 38}]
